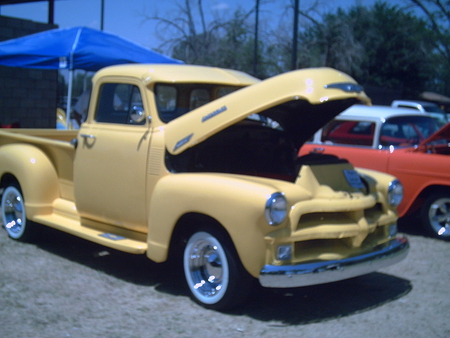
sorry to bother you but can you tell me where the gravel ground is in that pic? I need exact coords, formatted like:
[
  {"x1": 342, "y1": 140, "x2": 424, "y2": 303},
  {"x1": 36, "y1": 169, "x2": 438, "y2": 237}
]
[{"x1": 0, "y1": 216, "x2": 449, "y2": 338}]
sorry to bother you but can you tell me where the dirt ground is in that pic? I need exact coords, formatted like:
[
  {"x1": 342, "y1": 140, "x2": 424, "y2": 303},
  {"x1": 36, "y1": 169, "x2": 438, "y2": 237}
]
[{"x1": 0, "y1": 216, "x2": 449, "y2": 338}]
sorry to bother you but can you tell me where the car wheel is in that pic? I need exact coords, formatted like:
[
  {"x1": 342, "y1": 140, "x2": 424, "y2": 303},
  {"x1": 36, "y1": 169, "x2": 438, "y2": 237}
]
[
  {"x1": 420, "y1": 193, "x2": 450, "y2": 241},
  {"x1": 1, "y1": 183, "x2": 38, "y2": 242},
  {"x1": 183, "y1": 229, "x2": 253, "y2": 310}
]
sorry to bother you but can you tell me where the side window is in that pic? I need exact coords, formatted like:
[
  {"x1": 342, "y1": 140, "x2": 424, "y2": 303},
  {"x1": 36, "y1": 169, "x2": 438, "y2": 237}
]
[
  {"x1": 380, "y1": 116, "x2": 440, "y2": 146},
  {"x1": 321, "y1": 120, "x2": 375, "y2": 146},
  {"x1": 95, "y1": 83, "x2": 145, "y2": 125}
]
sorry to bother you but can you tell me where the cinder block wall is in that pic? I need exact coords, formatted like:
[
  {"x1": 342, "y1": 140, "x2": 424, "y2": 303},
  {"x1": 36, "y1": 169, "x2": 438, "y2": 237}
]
[{"x1": 0, "y1": 16, "x2": 58, "y2": 128}]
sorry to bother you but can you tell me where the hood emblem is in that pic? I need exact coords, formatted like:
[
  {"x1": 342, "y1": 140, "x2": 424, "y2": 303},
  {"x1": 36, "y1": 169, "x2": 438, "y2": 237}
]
[
  {"x1": 325, "y1": 82, "x2": 363, "y2": 93},
  {"x1": 202, "y1": 106, "x2": 227, "y2": 122}
]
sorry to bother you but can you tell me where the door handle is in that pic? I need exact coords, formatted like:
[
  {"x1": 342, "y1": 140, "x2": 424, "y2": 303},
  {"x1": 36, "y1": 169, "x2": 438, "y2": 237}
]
[
  {"x1": 79, "y1": 133, "x2": 96, "y2": 149},
  {"x1": 312, "y1": 147, "x2": 325, "y2": 153},
  {"x1": 80, "y1": 134, "x2": 96, "y2": 139}
]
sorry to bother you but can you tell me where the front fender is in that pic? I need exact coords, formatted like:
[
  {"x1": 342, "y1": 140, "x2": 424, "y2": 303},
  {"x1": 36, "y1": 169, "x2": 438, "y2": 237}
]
[
  {"x1": 147, "y1": 173, "x2": 283, "y2": 277},
  {"x1": 0, "y1": 144, "x2": 59, "y2": 217},
  {"x1": 356, "y1": 167, "x2": 399, "y2": 208}
]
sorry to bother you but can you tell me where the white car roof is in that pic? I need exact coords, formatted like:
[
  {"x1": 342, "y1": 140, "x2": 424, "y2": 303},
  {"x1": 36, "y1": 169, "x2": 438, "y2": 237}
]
[
  {"x1": 392, "y1": 100, "x2": 438, "y2": 107},
  {"x1": 337, "y1": 105, "x2": 428, "y2": 122}
]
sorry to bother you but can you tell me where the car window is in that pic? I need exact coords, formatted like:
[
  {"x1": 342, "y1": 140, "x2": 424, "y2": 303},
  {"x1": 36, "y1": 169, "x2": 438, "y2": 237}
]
[
  {"x1": 95, "y1": 83, "x2": 145, "y2": 125},
  {"x1": 155, "y1": 83, "x2": 243, "y2": 123},
  {"x1": 396, "y1": 105, "x2": 415, "y2": 110},
  {"x1": 380, "y1": 115, "x2": 440, "y2": 147},
  {"x1": 321, "y1": 120, "x2": 375, "y2": 146},
  {"x1": 396, "y1": 104, "x2": 447, "y2": 126}
]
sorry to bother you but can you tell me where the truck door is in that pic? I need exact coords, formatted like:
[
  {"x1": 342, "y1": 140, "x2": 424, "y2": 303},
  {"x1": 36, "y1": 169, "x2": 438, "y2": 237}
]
[{"x1": 74, "y1": 81, "x2": 151, "y2": 233}]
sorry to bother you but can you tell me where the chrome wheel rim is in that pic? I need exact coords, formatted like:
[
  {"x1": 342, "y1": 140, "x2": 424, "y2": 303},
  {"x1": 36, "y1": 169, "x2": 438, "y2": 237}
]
[
  {"x1": 428, "y1": 197, "x2": 450, "y2": 238},
  {"x1": 1, "y1": 186, "x2": 26, "y2": 239},
  {"x1": 184, "y1": 232, "x2": 229, "y2": 304}
]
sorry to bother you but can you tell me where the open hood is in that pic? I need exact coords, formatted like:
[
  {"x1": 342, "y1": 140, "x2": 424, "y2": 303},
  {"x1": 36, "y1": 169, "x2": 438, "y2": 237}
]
[
  {"x1": 165, "y1": 67, "x2": 370, "y2": 155},
  {"x1": 415, "y1": 122, "x2": 450, "y2": 151}
]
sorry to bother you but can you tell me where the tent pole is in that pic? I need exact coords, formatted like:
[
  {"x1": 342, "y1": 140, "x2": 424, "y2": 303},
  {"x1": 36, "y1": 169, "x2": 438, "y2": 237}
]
[
  {"x1": 48, "y1": 0, "x2": 55, "y2": 24},
  {"x1": 66, "y1": 28, "x2": 83, "y2": 130},
  {"x1": 66, "y1": 69, "x2": 73, "y2": 130}
]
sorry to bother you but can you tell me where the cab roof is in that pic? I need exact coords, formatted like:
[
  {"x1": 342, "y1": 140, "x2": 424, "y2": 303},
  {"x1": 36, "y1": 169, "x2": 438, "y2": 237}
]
[{"x1": 93, "y1": 64, "x2": 260, "y2": 86}]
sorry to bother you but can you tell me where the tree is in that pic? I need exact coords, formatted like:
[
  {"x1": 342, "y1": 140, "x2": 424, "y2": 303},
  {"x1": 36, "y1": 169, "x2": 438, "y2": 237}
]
[
  {"x1": 142, "y1": 0, "x2": 266, "y2": 76},
  {"x1": 349, "y1": 2, "x2": 436, "y2": 97},
  {"x1": 406, "y1": 0, "x2": 450, "y2": 95},
  {"x1": 297, "y1": 8, "x2": 365, "y2": 76},
  {"x1": 141, "y1": 0, "x2": 212, "y2": 63},
  {"x1": 264, "y1": 0, "x2": 332, "y2": 75},
  {"x1": 142, "y1": 0, "x2": 448, "y2": 96},
  {"x1": 284, "y1": 1, "x2": 436, "y2": 98}
]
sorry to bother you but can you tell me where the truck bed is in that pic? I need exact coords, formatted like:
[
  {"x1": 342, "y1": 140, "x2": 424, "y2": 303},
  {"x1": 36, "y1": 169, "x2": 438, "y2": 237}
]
[
  {"x1": 0, "y1": 128, "x2": 78, "y2": 200},
  {"x1": 0, "y1": 128, "x2": 78, "y2": 144}
]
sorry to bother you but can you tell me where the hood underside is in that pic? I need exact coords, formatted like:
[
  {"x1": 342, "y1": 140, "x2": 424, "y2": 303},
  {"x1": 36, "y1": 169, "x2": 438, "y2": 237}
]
[
  {"x1": 415, "y1": 122, "x2": 450, "y2": 151},
  {"x1": 165, "y1": 67, "x2": 370, "y2": 155}
]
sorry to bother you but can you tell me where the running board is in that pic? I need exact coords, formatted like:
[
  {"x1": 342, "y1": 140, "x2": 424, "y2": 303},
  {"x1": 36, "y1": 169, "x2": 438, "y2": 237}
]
[{"x1": 33, "y1": 213, "x2": 148, "y2": 254}]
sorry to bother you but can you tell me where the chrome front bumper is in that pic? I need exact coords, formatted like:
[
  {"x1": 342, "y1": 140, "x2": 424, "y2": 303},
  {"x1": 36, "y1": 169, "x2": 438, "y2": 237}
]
[{"x1": 259, "y1": 237, "x2": 409, "y2": 288}]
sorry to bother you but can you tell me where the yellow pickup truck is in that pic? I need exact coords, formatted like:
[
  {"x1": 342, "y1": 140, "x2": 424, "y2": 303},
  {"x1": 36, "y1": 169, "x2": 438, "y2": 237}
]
[{"x1": 0, "y1": 64, "x2": 408, "y2": 310}]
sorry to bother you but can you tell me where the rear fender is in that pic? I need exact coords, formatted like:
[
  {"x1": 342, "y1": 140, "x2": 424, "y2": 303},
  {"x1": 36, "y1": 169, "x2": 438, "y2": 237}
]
[{"x1": 0, "y1": 144, "x2": 59, "y2": 217}]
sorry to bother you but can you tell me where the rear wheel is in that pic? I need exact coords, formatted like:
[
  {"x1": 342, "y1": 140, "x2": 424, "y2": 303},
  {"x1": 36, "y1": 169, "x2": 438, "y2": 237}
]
[
  {"x1": 1, "y1": 183, "x2": 38, "y2": 242},
  {"x1": 420, "y1": 193, "x2": 450, "y2": 241},
  {"x1": 183, "y1": 229, "x2": 253, "y2": 310}
]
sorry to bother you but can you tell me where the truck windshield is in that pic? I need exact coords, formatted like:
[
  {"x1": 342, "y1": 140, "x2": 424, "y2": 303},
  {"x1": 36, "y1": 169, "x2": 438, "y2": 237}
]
[{"x1": 155, "y1": 83, "x2": 244, "y2": 123}]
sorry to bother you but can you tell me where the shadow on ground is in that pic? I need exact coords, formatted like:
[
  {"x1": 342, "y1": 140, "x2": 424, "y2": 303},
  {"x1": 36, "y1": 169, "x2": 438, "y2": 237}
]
[
  {"x1": 397, "y1": 214, "x2": 423, "y2": 236},
  {"x1": 233, "y1": 272, "x2": 411, "y2": 324},
  {"x1": 31, "y1": 226, "x2": 412, "y2": 325}
]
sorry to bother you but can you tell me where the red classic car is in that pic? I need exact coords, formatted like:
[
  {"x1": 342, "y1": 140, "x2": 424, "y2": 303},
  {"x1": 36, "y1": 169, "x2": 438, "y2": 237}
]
[{"x1": 300, "y1": 105, "x2": 450, "y2": 240}]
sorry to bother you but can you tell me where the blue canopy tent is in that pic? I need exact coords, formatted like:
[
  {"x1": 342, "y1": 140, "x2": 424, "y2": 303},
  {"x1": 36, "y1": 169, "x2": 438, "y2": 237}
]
[{"x1": 0, "y1": 26, "x2": 182, "y2": 128}]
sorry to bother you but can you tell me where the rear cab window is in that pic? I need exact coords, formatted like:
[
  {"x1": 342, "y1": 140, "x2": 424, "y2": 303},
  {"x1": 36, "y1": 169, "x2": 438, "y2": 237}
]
[{"x1": 155, "y1": 83, "x2": 243, "y2": 123}]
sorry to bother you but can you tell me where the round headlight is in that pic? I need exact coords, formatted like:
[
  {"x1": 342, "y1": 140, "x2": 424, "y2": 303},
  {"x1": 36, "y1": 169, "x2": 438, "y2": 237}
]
[
  {"x1": 388, "y1": 179, "x2": 404, "y2": 207},
  {"x1": 265, "y1": 193, "x2": 287, "y2": 225}
]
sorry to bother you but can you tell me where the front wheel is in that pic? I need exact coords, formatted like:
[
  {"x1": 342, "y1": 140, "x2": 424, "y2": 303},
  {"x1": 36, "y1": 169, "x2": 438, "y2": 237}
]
[
  {"x1": 420, "y1": 193, "x2": 450, "y2": 241},
  {"x1": 183, "y1": 229, "x2": 253, "y2": 310},
  {"x1": 1, "y1": 184, "x2": 38, "y2": 242}
]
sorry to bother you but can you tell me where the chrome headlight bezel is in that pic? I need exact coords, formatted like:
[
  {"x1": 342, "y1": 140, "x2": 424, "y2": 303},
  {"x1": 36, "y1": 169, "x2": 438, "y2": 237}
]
[
  {"x1": 388, "y1": 179, "x2": 404, "y2": 208},
  {"x1": 265, "y1": 192, "x2": 287, "y2": 226}
]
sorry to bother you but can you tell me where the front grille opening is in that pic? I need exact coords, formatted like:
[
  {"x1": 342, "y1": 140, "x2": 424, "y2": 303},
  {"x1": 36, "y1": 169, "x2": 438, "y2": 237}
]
[
  {"x1": 298, "y1": 212, "x2": 355, "y2": 230},
  {"x1": 362, "y1": 224, "x2": 389, "y2": 246},
  {"x1": 364, "y1": 203, "x2": 384, "y2": 223},
  {"x1": 293, "y1": 238, "x2": 358, "y2": 263}
]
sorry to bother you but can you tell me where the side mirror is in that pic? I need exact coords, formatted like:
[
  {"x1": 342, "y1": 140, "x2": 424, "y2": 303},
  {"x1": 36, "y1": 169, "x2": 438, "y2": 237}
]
[
  {"x1": 70, "y1": 138, "x2": 78, "y2": 149},
  {"x1": 129, "y1": 106, "x2": 146, "y2": 125}
]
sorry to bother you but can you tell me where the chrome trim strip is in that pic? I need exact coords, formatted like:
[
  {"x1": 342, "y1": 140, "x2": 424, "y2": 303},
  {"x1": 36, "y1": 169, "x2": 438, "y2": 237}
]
[
  {"x1": 324, "y1": 82, "x2": 363, "y2": 93},
  {"x1": 259, "y1": 237, "x2": 409, "y2": 288}
]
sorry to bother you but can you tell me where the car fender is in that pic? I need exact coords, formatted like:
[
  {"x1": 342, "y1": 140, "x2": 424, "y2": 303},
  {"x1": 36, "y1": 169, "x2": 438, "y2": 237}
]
[
  {"x1": 398, "y1": 178, "x2": 450, "y2": 217},
  {"x1": 0, "y1": 144, "x2": 59, "y2": 218},
  {"x1": 388, "y1": 152, "x2": 450, "y2": 216},
  {"x1": 146, "y1": 173, "x2": 279, "y2": 277}
]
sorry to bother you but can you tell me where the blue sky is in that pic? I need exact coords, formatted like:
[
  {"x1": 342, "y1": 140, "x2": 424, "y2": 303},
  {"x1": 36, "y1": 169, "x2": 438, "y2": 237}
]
[{"x1": 1, "y1": 0, "x2": 409, "y2": 52}]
